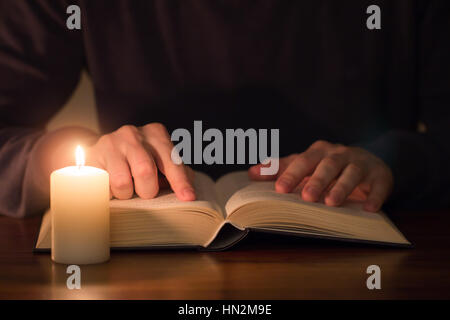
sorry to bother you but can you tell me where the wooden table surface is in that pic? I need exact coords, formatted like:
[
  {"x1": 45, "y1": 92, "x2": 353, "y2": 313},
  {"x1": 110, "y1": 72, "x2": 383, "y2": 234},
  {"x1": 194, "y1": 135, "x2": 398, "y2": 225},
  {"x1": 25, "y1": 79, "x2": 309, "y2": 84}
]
[{"x1": 0, "y1": 209, "x2": 449, "y2": 300}]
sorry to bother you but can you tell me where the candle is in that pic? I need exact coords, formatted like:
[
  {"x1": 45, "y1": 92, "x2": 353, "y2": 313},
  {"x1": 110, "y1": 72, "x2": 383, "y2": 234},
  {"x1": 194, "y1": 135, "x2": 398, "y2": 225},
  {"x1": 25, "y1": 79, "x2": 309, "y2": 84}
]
[{"x1": 51, "y1": 146, "x2": 110, "y2": 264}]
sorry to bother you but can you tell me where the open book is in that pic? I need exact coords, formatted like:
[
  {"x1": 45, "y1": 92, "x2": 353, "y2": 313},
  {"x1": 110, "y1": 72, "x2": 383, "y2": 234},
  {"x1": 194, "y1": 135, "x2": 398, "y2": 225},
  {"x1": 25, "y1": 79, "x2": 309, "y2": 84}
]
[{"x1": 35, "y1": 171, "x2": 411, "y2": 251}]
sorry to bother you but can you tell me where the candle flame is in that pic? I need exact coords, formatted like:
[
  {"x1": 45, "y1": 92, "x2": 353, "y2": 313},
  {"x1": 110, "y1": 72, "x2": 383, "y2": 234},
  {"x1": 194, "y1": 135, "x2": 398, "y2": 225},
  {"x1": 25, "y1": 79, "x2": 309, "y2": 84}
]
[{"x1": 75, "y1": 145, "x2": 85, "y2": 167}]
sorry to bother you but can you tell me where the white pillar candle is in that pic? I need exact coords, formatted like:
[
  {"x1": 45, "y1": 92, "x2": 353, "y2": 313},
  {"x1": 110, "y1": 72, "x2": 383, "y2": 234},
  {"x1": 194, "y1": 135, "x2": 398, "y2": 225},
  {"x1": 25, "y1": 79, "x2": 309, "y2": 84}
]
[{"x1": 51, "y1": 146, "x2": 110, "y2": 264}]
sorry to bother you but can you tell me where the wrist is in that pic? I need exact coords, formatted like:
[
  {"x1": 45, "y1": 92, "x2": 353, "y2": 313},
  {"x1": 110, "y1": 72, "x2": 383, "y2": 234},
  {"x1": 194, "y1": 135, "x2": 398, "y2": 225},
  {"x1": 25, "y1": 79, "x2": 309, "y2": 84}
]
[{"x1": 29, "y1": 126, "x2": 99, "y2": 192}]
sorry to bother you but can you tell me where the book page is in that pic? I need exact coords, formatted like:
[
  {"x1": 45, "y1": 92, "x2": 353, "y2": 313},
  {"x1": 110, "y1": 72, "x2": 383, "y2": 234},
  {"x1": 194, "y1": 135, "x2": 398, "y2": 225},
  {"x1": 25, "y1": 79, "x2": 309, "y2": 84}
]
[
  {"x1": 225, "y1": 181, "x2": 383, "y2": 221},
  {"x1": 110, "y1": 171, "x2": 224, "y2": 218},
  {"x1": 215, "y1": 171, "x2": 252, "y2": 210},
  {"x1": 224, "y1": 181, "x2": 410, "y2": 245},
  {"x1": 37, "y1": 172, "x2": 227, "y2": 250}
]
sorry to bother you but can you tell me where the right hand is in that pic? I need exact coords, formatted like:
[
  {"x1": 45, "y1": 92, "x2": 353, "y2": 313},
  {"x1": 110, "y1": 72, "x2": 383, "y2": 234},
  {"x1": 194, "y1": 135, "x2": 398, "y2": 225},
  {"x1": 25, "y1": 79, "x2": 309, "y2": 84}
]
[{"x1": 86, "y1": 123, "x2": 195, "y2": 201}]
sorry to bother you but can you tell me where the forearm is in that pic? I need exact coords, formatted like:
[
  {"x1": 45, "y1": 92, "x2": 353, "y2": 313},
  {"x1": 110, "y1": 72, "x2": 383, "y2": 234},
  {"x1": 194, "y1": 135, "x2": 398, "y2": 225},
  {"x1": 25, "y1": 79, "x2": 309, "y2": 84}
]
[{"x1": 0, "y1": 126, "x2": 98, "y2": 218}]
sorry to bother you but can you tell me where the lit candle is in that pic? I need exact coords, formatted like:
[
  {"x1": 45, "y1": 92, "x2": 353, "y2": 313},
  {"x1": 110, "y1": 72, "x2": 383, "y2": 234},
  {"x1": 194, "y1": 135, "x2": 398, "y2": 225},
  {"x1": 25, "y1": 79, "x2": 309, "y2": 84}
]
[{"x1": 51, "y1": 146, "x2": 110, "y2": 264}]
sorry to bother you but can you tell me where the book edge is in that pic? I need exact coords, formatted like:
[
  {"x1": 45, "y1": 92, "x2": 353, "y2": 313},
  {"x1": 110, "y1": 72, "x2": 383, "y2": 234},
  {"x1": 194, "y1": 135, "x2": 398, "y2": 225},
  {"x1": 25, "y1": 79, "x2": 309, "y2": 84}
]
[{"x1": 247, "y1": 227, "x2": 413, "y2": 248}]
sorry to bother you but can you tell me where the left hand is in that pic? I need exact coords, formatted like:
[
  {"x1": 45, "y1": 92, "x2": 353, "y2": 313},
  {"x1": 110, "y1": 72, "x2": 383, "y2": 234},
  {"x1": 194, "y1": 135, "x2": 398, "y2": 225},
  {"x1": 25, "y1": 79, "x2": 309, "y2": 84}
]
[{"x1": 248, "y1": 140, "x2": 393, "y2": 212}]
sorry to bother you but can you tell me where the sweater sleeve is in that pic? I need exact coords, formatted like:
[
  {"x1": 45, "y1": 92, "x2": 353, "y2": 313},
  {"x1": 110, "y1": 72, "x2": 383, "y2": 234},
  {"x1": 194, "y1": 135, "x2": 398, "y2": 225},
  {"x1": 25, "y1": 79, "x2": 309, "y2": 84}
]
[
  {"x1": 0, "y1": 0, "x2": 83, "y2": 217},
  {"x1": 355, "y1": 1, "x2": 450, "y2": 210}
]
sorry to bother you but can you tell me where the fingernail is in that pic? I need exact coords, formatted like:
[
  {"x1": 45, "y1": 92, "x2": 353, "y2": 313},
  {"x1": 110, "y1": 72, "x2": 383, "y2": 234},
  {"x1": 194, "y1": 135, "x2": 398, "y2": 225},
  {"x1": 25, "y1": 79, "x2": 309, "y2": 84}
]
[
  {"x1": 277, "y1": 179, "x2": 291, "y2": 191},
  {"x1": 182, "y1": 188, "x2": 196, "y2": 201},
  {"x1": 248, "y1": 166, "x2": 259, "y2": 177},
  {"x1": 364, "y1": 201, "x2": 379, "y2": 212},
  {"x1": 306, "y1": 186, "x2": 319, "y2": 200},
  {"x1": 329, "y1": 191, "x2": 343, "y2": 204}
]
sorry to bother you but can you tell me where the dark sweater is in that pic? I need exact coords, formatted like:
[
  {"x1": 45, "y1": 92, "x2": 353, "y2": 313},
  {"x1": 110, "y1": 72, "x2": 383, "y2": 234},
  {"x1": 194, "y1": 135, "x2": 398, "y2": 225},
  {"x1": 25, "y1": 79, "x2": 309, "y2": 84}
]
[{"x1": 1, "y1": 0, "x2": 449, "y2": 217}]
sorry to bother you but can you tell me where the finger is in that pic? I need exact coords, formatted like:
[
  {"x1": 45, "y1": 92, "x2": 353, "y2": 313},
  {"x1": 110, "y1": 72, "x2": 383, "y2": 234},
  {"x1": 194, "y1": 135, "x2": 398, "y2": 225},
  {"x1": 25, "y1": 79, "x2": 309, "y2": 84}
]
[
  {"x1": 185, "y1": 166, "x2": 195, "y2": 184},
  {"x1": 248, "y1": 155, "x2": 295, "y2": 181},
  {"x1": 276, "y1": 150, "x2": 324, "y2": 193},
  {"x1": 142, "y1": 123, "x2": 196, "y2": 201},
  {"x1": 155, "y1": 144, "x2": 196, "y2": 200},
  {"x1": 364, "y1": 177, "x2": 391, "y2": 212},
  {"x1": 157, "y1": 168, "x2": 194, "y2": 189},
  {"x1": 125, "y1": 144, "x2": 159, "y2": 199},
  {"x1": 105, "y1": 153, "x2": 134, "y2": 200},
  {"x1": 158, "y1": 166, "x2": 195, "y2": 189},
  {"x1": 302, "y1": 154, "x2": 347, "y2": 202},
  {"x1": 325, "y1": 163, "x2": 366, "y2": 206},
  {"x1": 89, "y1": 146, "x2": 114, "y2": 199}
]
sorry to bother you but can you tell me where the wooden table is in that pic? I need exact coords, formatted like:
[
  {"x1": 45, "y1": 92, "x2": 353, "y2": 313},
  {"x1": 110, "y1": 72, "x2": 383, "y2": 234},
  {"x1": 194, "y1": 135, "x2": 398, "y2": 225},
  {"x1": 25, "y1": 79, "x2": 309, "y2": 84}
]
[{"x1": 1, "y1": 209, "x2": 449, "y2": 300}]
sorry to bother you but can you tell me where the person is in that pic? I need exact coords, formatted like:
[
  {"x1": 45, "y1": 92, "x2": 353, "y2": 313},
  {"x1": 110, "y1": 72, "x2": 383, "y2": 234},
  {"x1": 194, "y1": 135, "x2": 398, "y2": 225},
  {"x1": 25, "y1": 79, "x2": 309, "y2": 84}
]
[{"x1": 1, "y1": 0, "x2": 449, "y2": 218}]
